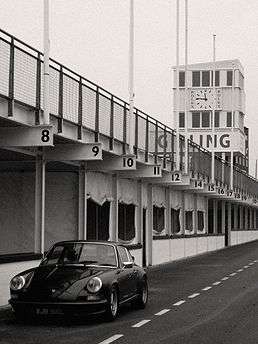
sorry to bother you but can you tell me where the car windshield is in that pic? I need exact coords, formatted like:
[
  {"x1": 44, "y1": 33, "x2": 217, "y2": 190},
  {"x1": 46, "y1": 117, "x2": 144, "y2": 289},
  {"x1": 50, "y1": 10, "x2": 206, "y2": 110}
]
[{"x1": 42, "y1": 243, "x2": 117, "y2": 267}]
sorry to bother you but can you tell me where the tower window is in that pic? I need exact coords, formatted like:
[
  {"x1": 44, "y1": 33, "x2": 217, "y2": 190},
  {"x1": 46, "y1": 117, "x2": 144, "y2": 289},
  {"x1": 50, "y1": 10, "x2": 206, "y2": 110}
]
[
  {"x1": 227, "y1": 70, "x2": 233, "y2": 86},
  {"x1": 179, "y1": 112, "x2": 185, "y2": 128},
  {"x1": 192, "y1": 71, "x2": 200, "y2": 87},
  {"x1": 179, "y1": 71, "x2": 185, "y2": 87}
]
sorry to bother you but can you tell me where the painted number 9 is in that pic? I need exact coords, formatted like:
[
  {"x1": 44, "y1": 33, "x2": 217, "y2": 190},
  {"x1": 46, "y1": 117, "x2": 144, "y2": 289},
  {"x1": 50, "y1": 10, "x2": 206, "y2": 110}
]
[{"x1": 92, "y1": 145, "x2": 99, "y2": 156}]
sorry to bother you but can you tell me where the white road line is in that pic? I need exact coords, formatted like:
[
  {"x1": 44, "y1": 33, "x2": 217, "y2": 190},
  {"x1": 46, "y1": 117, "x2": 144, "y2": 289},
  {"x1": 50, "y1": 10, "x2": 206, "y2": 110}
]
[
  {"x1": 98, "y1": 334, "x2": 124, "y2": 344},
  {"x1": 229, "y1": 272, "x2": 237, "y2": 276},
  {"x1": 253, "y1": 260, "x2": 258, "y2": 263},
  {"x1": 202, "y1": 286, "x2": 212, "y2": 291},
  {"x1": 212, "y1": 281, "x2": 222, "y2": 285},
  {"x1": 188, "y1": 293, "x2": 200, "y2": 299},
  {"x1": 173, "y1": 300, "x2": 186, "y2": 306},
  {"x1": 237, "y1": 269, "x2": 243, "y2": 272},
  {"x1": 248, "y1": 262, "x2": 254, "y2": 266},
  {"x1": 132, "y1": 320, "x2": 151, "y2": 328},
  {"x1": 155, "y1": 309, "x2": 171, "y2": 316},
  {"x1": 243, "y1": 265, "x2": 249, "y2": 269},
  {"x1": 221, "y1": 277, "x2": 229, "y2": 281}
]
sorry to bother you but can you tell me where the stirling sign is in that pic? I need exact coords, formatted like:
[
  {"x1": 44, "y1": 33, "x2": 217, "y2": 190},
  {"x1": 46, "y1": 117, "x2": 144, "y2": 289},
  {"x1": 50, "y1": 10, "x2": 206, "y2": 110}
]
[{"x1": 189, "y1": 131, "x2": 245, "y2": 154}]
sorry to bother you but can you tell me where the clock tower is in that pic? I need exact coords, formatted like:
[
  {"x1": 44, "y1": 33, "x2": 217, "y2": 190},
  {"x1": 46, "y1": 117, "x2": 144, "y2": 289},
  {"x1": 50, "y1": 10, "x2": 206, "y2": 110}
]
[{"x1": 172, "y1": 59, "x2": 248, "y2": 173}]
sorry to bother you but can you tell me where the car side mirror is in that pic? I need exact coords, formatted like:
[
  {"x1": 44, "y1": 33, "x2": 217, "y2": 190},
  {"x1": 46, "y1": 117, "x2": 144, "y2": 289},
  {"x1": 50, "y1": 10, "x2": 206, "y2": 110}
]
[{"x1": 123, "y1": 261, "x2": 133, "y2": 269}]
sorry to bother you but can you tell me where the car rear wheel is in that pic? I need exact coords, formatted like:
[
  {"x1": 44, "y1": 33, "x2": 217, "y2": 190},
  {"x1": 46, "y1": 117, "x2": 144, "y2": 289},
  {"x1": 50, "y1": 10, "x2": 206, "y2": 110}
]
[
  {"x1": 132, "y1": 278, "x2": 148, "y2": 309},
  {"x1": 105, "y1": 286, "x2": 119, "y2": 321}
]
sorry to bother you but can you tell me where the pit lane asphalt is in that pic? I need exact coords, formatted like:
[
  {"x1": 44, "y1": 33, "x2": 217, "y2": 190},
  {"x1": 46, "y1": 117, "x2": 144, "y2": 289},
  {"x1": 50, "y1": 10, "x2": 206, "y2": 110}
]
[{"x1": 1, "y1": 240, "x2": 258, "y2": 344}]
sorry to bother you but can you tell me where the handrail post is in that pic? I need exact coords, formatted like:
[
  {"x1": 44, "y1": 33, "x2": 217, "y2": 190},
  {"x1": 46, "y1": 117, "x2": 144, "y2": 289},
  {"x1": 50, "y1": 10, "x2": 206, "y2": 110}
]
[
  {"x1": 8, "y1": 37, "x2": 14, "y2": 117},
  {"x1": 95, "y1": 86, "x2": 100, "y2": 142},
  {"x1": 78, "y1": 77, "x2": 83, "y2": 140},
  {"x1": 109, "y1": 95, "x2": 114, "y2": 150},
  {"x1": 58, "y1": 65, "x2": 63, "y2": 133},
  {"x1": 35, "y1": 52, "x2": 41, "y2": 125}
]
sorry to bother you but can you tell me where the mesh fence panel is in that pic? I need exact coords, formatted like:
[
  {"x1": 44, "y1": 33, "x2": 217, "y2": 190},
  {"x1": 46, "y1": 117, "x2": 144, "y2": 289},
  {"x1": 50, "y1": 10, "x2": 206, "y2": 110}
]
[
  {"x1": 137, "y1": 115, "x2": 146, "y2": 150},
  {"x1": 48, "y1": 67, "x2": 59, "y2": 115},
  {"x1": 82, "y1": 85, "x2": 96, "y2": 130},
  {"x1": 148, "y1": 121, "x2": 156, "y2": 153},
  {"x1": 113, "y1": 102, "x2": 124, "y2": 142},
  {"x1": 63, "y1": 74, "x2": 78, "y2": 123},
  {"x1": 14, "y1": 48, "x2": 36, "y2": 107},
  {"x1": 0, "y1": 40, "x2": 10, "y2": 96},
  {"x1": 99, "y1": 94, "x2": 110, "y2": 136}
]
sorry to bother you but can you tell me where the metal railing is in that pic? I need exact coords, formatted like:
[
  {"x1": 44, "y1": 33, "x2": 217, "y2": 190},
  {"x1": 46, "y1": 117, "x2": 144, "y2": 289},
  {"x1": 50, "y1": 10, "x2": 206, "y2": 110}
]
[{"x1": 0, "y1": 28, "x2": 257, "y2": 198}]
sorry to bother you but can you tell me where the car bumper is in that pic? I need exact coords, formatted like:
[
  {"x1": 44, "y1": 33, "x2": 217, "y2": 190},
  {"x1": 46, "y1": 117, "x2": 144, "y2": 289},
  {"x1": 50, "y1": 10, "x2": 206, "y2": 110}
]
[{"x1": 9, "y1": 299, "x2": 108, "y2": 316}]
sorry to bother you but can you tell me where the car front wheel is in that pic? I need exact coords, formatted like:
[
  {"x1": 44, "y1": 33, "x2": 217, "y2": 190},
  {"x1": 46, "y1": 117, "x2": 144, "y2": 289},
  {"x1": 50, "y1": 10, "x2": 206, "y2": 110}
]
[{"x1": 105, "y1": 286, "x2": 119, "y2": 321}]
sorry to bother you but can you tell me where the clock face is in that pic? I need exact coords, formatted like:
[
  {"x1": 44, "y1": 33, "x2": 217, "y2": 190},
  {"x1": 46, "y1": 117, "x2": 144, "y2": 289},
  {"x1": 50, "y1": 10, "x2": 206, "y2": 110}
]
[{"x1": 190, "y1": 88, "x2": 222, "y2": 110}]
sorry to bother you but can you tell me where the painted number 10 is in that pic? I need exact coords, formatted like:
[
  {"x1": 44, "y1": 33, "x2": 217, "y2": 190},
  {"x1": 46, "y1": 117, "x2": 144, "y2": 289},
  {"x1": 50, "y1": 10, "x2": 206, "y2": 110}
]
[{"x1": 123, "y1": 157, "x2": 134, "y2": 168}]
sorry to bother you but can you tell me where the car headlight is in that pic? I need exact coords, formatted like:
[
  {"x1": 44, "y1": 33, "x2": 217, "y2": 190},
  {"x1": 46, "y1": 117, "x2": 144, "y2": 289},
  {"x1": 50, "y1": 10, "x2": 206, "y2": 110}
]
[
  {"x1": 86, "y1": 277, "x2": 102, "y2": 293},
  {"x1": 10, "y1": 276, "x2": 26, "y2": 291}
]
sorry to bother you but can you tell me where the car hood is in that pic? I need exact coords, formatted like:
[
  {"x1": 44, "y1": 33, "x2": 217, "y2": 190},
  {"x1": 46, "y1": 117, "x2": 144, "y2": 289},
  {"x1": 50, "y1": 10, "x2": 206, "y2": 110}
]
[{"x1": 22, "y1": 264, "x2": 110, "y2": 301}]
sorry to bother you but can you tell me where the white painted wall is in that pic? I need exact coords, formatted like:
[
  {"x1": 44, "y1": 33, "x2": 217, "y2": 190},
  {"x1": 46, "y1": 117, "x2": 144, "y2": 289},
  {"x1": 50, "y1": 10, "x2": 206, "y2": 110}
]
[
  {"x1": 152, "y1": 236, "x2": 226, "y2": 266},
  {"x1": 130, "y1": 248, "x2": 142, "y2": 267},
  {"x1": 231, "y1": 230, "x2": 258, "y2": 246}
]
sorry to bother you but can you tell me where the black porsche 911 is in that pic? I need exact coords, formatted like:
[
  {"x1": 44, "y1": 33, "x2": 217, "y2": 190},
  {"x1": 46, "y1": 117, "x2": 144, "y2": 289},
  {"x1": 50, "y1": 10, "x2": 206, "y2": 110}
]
[{"x1": 9, "y1": 241, "x2": 148, "y2": 321}]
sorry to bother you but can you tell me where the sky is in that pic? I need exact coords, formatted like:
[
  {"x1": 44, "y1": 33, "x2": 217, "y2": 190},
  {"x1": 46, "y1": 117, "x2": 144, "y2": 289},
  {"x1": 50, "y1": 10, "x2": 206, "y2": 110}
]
[{"x1": 0, "y1": 0, "x2": 258, "y2": 174}]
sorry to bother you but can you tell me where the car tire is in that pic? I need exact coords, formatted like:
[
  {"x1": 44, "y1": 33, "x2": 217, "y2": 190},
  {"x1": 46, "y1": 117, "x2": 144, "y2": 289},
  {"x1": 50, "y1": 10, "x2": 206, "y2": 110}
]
[
  {"x1": 105, "y1": 286, "x2": 119, "y2": 321},
  {"x1": 132, "y1": 278, "x2": 148, "y2": 310}
]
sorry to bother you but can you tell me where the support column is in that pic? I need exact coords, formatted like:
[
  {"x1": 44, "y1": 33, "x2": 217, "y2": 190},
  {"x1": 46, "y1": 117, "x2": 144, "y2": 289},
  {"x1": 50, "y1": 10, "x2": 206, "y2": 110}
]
[
  {"x1": 221, "y1": 201, "x2": 225, "y2": 234},
  {"x1": 213, "y1": 199, "x2": 218, "y2": 234},
  {"x1": 245, "y1": 206, "x2": 248, "y2": 230},
  {"x1": 239, "y1": 205, "x2": 243, "y2": 229},
  {"x1": 204, "y1": 196, "x2": 208, "y2": 234},
  {"x1": 147, "y1": 183, "x2": 153, "y2": 266},
  {"x1": 34, "y1": 154, "x2": 46, "y2": 255},
  {"x1": 78, "y1": 162, "x2": 87, "y2": 240},
  {"x1": 227, "y1": 202, "x2": 232, "y2": 246},
  {"x1": 249, "y1": 207, "x2": 253, "y2": 229},
  {"x1": 165, "y1": 187, "x2": 171, "y2": 235},
  {"x1": 180, "y1": 191, "x2": 185, "y2": 234},
  {"x1": 254, "y1": 209, "x2": 257, "y2": 229},
  {"x1": 193, "y1": 194, "x2": 198, "y2": 234},
  {"x1": 137, "y1": 180, "x2": 143, "y2": 244},
  {"x1": 233, "y1": 204, "x2": 238, "y2": 230},
  {"x1": 110, "y1": 174, "x2": 118, "y2": 241}
]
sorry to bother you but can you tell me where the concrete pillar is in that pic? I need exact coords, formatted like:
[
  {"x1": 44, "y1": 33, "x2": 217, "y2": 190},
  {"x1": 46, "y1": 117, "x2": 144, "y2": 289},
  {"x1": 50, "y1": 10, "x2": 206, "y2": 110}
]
[
  {"x1": 110, "y1": 174, "x2": 118, "y2": 241},
  {"x1": 78, "y1": 162, "x2": 87, "y2": 240},
  {"x1": 233, "y1": 204, "x2": 238, "y2": 230},
  {"x1": 245, "y1": 206, "x2": 248, "y2": 230},
  {"x1": 34, "y1": 154, "x2": 46, "y2": 255},
  {"x1": 165, "y1": 187, "x2": 171, "y2": 235},
  {"x1": 221, "y1": 201, "x2": 225, "y2": 234},
  {"x1": 213, "y1": 199, "x2": 218, "y2": 234},
  {"x1": 254, "y1": 209, "x2": 257, "y2": 229},
  {"x1": 227, "y1": 202, "x2": 232, "y2": 246},
  {"x1": 181, "y1": 191, "x2": 185, "y2": 234},
  {"x1": 249, "y1": 208, "x2": 253, "y2": 229},
  {"x1": 204, "y1": 197, "x2": 208, "y2": 234},
  {"x1": 193, "y1": 194, "x2": 198, "y2": 234},
  {"x1": 147, "y1": 183, "x2": 153, "y2": 266},
  {"x1": 239, "y1": 206, "x2": 243, "y2": 229},
  {"x1": 137, "y1": 180, "x2": 143, "y2": 243}
]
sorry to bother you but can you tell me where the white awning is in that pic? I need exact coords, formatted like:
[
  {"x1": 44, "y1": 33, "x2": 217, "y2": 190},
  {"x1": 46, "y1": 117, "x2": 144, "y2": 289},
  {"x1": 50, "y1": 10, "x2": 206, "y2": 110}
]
[
  {"x1": 87, "y1": 172, "x2": 113, "y2": 205},
  {"x1": 118, "y1": 177, "x2": 138, "y2": 205},
  {"x1": 170, "y1": 190, "x2": 182, "y2": 210},
  {"x1": 185, "y1": 192, "x2": 194, "y2": 211},
  {"x1": 197, "y1": 195, "x2": 207, "y2": 212},
  {"x1": 153, "y1": 185, "x2": 166, "y2": 207}
]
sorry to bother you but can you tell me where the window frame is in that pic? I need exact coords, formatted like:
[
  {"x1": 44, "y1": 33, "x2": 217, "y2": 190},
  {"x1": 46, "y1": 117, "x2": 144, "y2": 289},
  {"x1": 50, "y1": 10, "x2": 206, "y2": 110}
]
[
  {"x1": 153, "y1": 205, "x2": 165, "y2": 235},
  {"x1": 179, "y1": 112, "x2": 185, "y2": 128}
]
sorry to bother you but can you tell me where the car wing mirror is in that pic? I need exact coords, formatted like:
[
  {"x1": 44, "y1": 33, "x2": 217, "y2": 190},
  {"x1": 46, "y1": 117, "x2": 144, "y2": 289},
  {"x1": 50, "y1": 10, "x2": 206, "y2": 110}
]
[{"x1": 123, "y1": 261, "x2": 133, "y2": 269}]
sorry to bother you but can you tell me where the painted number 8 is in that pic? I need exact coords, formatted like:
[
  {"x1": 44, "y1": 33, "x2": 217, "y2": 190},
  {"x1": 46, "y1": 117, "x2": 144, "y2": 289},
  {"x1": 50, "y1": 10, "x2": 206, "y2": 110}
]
[{"x1": 41, "y1": 129, "x2": 50, "y2": 143}]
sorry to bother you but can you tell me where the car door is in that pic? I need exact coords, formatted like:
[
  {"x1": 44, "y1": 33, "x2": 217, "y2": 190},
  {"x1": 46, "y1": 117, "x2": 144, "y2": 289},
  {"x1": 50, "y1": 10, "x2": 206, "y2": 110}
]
[{"x1": 116, "y1": 246, "x2": 137, "y2": 301}]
